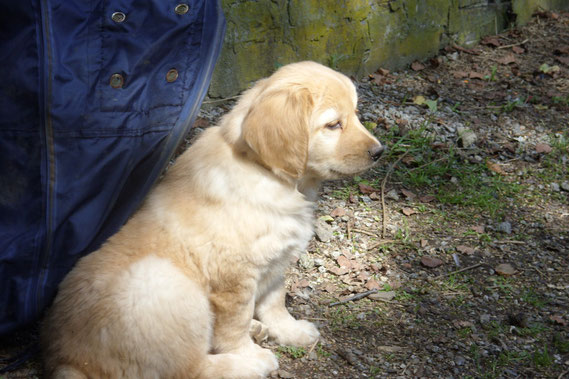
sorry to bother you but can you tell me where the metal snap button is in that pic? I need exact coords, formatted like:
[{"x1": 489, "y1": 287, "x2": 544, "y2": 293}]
[
  {"x1": 174, "y1": 4, "x2": 189, "y2": 15},
  {"x1": 109, "y1": 73, "x2": 124, "y2": 88},
  {"x1": 166, "y1": 69, "x2": 179, "y2": 83},
  {"x1": 111, "y1": 12, "x2": 126, "y2": 23}
]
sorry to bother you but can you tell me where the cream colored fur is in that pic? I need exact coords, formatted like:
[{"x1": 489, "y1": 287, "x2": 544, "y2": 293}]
[{"x1": 41, "y1": 61, "x2": 383, "y2": 379}]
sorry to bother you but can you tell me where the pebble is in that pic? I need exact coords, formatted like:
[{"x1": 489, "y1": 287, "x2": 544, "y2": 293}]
[
  {"x1": 496, "y1": 221, "x2": 512, "y2": 234},
  {"x1": 315, "y1": 219, "x2": 334, "y2": 242},
  {"x1": 386, "y1": 189, "x2": 400, "y2": 201},
  {"x1": 298, "y1": 253, "x2": 315, "y2": 270},
  {"x1": 561, "y1": 181, "x2": 569, "y2": 192},
  {"x1": 454, "y1": 356, "x2": 466, "y2": 366},
  {"x1": 551, "y1": 182, "x2": 560, "y2": 192}
]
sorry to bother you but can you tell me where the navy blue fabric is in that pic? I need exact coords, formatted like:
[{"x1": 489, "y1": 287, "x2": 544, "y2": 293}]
[{"x1": 0, "y1": 0, "x2": 225, "y2": 335}]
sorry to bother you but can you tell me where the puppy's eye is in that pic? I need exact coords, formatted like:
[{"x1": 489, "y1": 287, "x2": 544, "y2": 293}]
[{"x1": 326, "y1": 121, "x2": 342, "y2": 130}]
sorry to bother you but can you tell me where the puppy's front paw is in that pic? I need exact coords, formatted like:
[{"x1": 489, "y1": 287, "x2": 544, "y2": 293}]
[
  {"x1": 234, "y1": 342, "x2": 279, "y2": 377},
  {"x1": 250, "y1": 319, "x2": 269, "y2": 345},
  {"x1": 270, "y1": 319, "x2": 320, "y2": 347}
]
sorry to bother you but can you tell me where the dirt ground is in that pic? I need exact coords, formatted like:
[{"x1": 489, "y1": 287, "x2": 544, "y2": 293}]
[{"x1": 2, "y1": 10, "x2": 568, "y2": 379}]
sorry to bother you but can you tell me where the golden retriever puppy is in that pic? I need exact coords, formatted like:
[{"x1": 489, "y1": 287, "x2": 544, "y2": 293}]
[{"x1": 42, "y1": 61, "x2": 384, "y2": 379}]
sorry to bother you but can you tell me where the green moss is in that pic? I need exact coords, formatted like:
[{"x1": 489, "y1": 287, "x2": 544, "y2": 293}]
[{"x1": 209, "y1": 0, "x2": 569, "y2": 97}]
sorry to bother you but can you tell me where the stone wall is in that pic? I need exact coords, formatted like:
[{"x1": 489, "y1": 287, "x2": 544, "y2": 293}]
[{"x1": 209, "y1": 0, "x2": 569, "y2": 98}]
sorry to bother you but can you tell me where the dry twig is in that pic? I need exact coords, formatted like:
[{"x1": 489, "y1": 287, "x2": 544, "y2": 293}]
[
  {"x1": 329, "y1": 290, "x2": 379, "y2": 306},
  {"x1": 381, "y1": 152, "x2": 409, "y2": 238},
  {"x1": 435, "y1": 263, "x2": 484, "y2": 279}
]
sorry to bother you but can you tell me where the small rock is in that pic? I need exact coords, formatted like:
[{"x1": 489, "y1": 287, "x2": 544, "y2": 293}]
[
  {"x1": 495, "y1": 263, "x2": 516, "y2": 276},
  {"x1": 496, "y1": 221, "x2": 512, "y2": 234},
  {"x1": 551, "y1": 182, "x2": 560, "y2": 192},
  {"x1": 298, "y1": 253, "x2": 315, "y2": 270},
  {"x1": 277, "y1": 369, "x2": 294, "y2": 378},
  {"x1": 480, "y1": 314, "x2": 491, "y2": 325},
  {"x1": 314, "y1": 258, "x2": 324, "y2": 267},
  {"x1": 458, "y1": 128, "x2": 477, "y2": 148},
  {"x1": 386, "y1": 189, "x2": 400, "y2": 201},
  {"x1": 369, "y1": 291, "x2": 396, "y2": 301},
  {"x1": 561, "y1": 181, "x2": 569, "y2": 192},
  {"x1": 360, "y1": 195, "x2": 373, "y2": 204},
  {"x1": 421, "y1": 256, "x2": 443, "y2": 268},
  {"x1": 315, "y1": 219, "x2": 334, "y2": 242}
]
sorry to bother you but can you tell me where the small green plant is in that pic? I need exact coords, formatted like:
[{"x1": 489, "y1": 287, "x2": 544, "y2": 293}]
[
  {"x1": 485, "y1": 65, "x2": 498, "y2": 81},
  {"x1": 532, "y1": 346, "x2": 553, "y2": 368},
  {"x1": 553, "y1": 333, "x2": 569, "y2": 354},
  {"x1": 316, "y1": 344, "x2": 331, "y2": 358},
  {"x1": 521, "y1": 288, "x2": 546, "y2": 309},
  {"x1": 277, "y1": 345, "x2": 306, "y2": 359},
  {"x1": 458, "y1": 326, "x2": 473, "y2": 338},
  {"x1": 425, "y1": 99, "x2": 438, "y2": 113},
  {"x1": 501, "y1": 97, "x2": 525, "y2": 113}
]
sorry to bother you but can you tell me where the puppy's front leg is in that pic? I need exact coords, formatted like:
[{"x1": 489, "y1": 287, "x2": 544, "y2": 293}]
[
  {"x1": 210, "y1": 279, "x2": 279, "y2": 375},
  {"x1": 255, "y1": 276, "x2": 320, "y2": 347}
]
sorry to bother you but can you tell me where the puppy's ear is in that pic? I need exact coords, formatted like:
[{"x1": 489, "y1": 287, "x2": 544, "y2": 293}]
[{"x1": 242, "y1": 87, "x2": 313, "y2": 179}]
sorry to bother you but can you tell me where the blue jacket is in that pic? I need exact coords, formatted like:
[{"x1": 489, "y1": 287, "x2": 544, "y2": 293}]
[{"x1": 0, "y1": 0, "x2": 225, "y2": 335}]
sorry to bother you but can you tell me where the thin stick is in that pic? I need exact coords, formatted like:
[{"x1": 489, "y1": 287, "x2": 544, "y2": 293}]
[
  {"x1": 307, "y1": 338, "x2": 319, "y2": 356},
  {"x1": 351, "y1": 228, "x2": 378, "y2": 237},
  {"x1": 494, "y1": 240, "x2": 525, "y2": 244},
  {"x1": 497, "y1": 38, "x2": 529, "y2": 49},
  {"x1": 367, "y1": 239, "x2": 396, "y2": 251},
  {"x1": 435, "y1": 263, "x2": 483, "y2": 279},
  {"x1": 329, "y1": 290, "x2": 378, "y2": 306},
  {"x1": 557, "y1": 369, "x2": 568, "y2": 379},
  {"x1": 381, "y1": 152, "x2": 409, "y2": 238},
  {"x1": 347, "y1": 220, "x2": 353, "y2": 241}
]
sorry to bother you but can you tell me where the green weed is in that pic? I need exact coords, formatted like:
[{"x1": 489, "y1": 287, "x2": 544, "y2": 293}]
[{"x1": 277, "y1": 345, "x2": 306, "y2": 359}]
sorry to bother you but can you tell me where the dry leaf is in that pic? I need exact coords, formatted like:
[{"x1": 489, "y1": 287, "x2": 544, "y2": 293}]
[
  {"x1": 192, "y1": 117, "x2": 209, "y2": 128},
  {"x1": 402, "y1": 208, "x2": 417, "y2": 216},
  {"x1": 413, "y1": 95, "x2": 426, "y2": 105},
  {"x1": 486, "y1": 160, "x2": 507, "y2": 175},
  {"x1": 329, "y1": 266, "x2": 349, "y2": 276},
  {"x1": 337, "y1": 255, "x2": 353, "y2": 269},
  {"x1": 420, "y1": 239, "x2": 429, "y2": 248},
  {"x1": 420, "y1": 195, "x2": 436, "y2": 203},
  {"x1": 495, "y1": 263, "x2": 516, "y2": 276},
  {"x1": 365, "y1": 279, "x2": 382, "y2": 290},
  {"x1": 549, "y1": 315, "x2": 567, "y2": 326},
  {"x1": 456, "y1": 245, "x2": 476, "y2": 255},
  {"x1": 452, "y1": 70, "x2": 469, "y2": 79},
  {"x1": 401, "y1": 189, "x2": 417, "y2": 199},
  {"x1": 469, "y1": 71, "x2": 485, "y2": 80},
  {"x1": 359, "y1": 183, "x2": 378, "y2": 194},
  {"x1": 535, "y1": 143, "x2": 553, "y2": 154},
  {"x1": 421, "y1": 256, "x2": 443, "y2": 268},
  {"x1": 471, "y1": 225, "x2": 485, "y2": 234},
  {"x1": 411, "y1": 61, "x2": 425, "y2": 71},
  {"x1": 498, "y1": 53, "x2": 516, "y2": 65},
  {"x1": 512, "y1": 46, "x2": 525, "y2": 54},
  {"x1": 481, "y1": 36, "x2": 501, "y2": 47}
]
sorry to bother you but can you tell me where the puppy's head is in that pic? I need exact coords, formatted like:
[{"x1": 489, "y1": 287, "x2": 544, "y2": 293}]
[{"x1": 238, "y1": 61, "x2": 383, "y2": 181}]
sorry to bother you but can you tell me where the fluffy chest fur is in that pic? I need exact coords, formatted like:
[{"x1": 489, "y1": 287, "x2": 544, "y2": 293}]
[{"x1": 148, "y1": 127, "x2": 315, "y2": 270}]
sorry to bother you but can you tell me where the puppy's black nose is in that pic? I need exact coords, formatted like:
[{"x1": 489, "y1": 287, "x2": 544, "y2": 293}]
[{"x1": 368, "y1": 144, "x2": 385, "y2": 161}]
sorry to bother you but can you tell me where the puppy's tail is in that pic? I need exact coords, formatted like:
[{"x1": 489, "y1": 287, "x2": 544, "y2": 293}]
[{"x1": 50, "y1": 365, "x2": 87, "y2": 379}]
